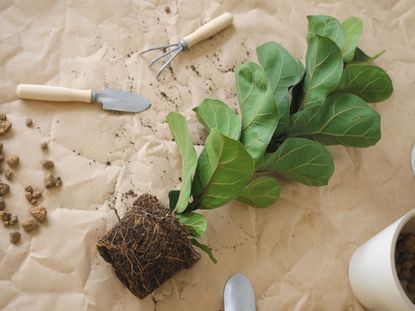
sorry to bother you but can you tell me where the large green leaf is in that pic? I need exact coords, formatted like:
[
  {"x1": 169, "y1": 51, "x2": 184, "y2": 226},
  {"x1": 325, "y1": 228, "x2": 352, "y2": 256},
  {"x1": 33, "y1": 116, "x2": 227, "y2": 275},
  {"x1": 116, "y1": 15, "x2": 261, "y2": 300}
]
[
  {"x1": 301, "y1": 36, "x2": 343, "y2": 108},
  {"x1": 193, "y1": 99, "x2": 241, "y2": 140},
  {"x1": 350, "y1": 47, "x2": 384, "y2": 64},
  {"x1": 236, "y1": 62, "x2": 279, "y2": 162},
  {"x1": 168, "y1": 190, "x2": 180, "y2": 211},
  {"x1": 176, "y1": 212, "x2": 208, "y2": 238},
  {"x1": 167, "y1": 112, "x2": 198, "y2": 213},
  {"x1": 290, "y1": 93, "x2": 381, "y2": 147},
  {"x1": 335, "y1": 64, "x2": 393, "y2": 103},
  {"x1": 341, "y1": 17, "x2": 363, "y2": 62},
  {"x1": 256, "y1": 42, "x2": 304, "y2": 136},
  {"x1": 307, "y1": 15, "x2": 345, "y2": 49},
  {"x1": 259, "y1": 138, "x2": 334, "y2": 186},
  {"x1": 237, "y1": 176, "x2": 281, "y2": 208},
  {"x1": 192, "y1": 129, "x2": 254, "y2": 209}
]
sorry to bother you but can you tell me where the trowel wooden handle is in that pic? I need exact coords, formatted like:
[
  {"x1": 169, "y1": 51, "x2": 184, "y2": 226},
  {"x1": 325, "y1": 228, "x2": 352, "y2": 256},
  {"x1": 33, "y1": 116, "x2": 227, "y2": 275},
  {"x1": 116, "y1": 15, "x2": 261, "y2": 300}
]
[
  {"x1": 16, "y1": 84, "x2": 92, "y2": 103},
  {"x1": 182, "y1": 12, "x2": 233, "y2": 49}
]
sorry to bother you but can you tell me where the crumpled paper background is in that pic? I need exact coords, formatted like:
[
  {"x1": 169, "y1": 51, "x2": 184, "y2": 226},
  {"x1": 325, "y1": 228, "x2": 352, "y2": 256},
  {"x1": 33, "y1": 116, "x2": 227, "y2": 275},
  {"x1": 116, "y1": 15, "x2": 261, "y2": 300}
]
[{"x1": 0, "y1": 0, "x2": 414, "y2": 310}]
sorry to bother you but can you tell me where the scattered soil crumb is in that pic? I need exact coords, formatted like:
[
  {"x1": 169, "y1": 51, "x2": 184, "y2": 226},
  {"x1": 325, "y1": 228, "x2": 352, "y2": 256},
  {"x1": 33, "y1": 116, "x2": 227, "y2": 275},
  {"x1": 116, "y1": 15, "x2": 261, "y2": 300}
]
[
  {"x1": 106, "y1": 161, "x2": 111, "y2": 166},
  {"x1": 6, "y1": 155, "x2": 19, "y2": 168},
  {"x1": 0, "y1": 155, "x2": 3, "y2": 162},
  {"x1": 40, "y1": 142, "x2": 48, "y2": 150},
  {"x1": 164, "y1": 6, "x2": 171, "y2": 14},
  {"x1": 0, "y1": 183, "x2": 10, "y2": 195},
  {"x1": 31, "y1": 206, "x2": 47, "y2": 223},
  {"x1": 22, "y1": 218, "x2": 38, "y2": 233},
  {"x1": 0, "y1": 142, "x2": 3, "y2": 153},
  {"x1": 0, "y1": 211, "x2": 11, "y2": 222},
  {"x1": 0, "y1": 197, "x2": 4, "y2": 210},
  {"x1": 4, "y1": 169, "x2": 12, "y2": 180},
  {"x1": 25, "y1": 118, "x2": 33, "y2": 127},
  {"x1": 190, "y1": 65, "x2": 201, "y2": 77},
  {"x1": 0, "y1": 114, "x2": 6, "y2": 121},
  {"x1": 44, "y1": 174, "x2": 62, "y2": 188},
  {"x1": 10, "y1": 231, "x2": 21, "y2": 244},
  {"x1": 0, "y1": 120, "x2": 12, "y2": 136},
  {"x1": 41, "y1": 160, "x2": 54, "y2": 169}
]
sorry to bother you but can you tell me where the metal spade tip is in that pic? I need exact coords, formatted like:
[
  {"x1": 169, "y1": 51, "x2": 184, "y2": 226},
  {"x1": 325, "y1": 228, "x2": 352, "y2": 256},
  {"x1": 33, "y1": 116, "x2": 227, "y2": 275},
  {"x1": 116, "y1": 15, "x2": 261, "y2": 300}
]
[
  {"x1": 224, "y1": 273, "x2": 256, "y2": 311},
  {"x1": 94, "y1": 88, "x2": 151, "y2": 113}
]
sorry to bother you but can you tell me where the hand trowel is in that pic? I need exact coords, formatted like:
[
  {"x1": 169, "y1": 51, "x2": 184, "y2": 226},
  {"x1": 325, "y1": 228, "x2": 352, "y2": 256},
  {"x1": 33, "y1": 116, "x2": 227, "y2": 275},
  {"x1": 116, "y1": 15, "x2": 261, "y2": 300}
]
[
  {"x1": 16, "y1": 84, "x2": 150, "y2": 113},
  {"x1": 224, "y1": 273, "x2": 256, "y2": 311}
]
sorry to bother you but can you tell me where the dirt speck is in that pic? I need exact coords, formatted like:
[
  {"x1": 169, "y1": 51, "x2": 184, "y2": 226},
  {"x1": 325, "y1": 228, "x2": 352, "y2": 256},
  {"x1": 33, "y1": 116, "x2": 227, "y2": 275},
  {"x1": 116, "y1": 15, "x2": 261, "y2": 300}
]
[{"x1": 164, "y1": 6, "x2": 171, "y2": 14}]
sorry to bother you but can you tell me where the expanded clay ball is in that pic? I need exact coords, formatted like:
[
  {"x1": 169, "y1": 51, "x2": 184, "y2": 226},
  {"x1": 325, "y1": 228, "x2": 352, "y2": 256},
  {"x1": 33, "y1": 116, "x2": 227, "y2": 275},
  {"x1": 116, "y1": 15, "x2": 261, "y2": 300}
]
[
  {"x1": 44, "y1": 174, "x2": 62, "y2": 188},
  {"x1": 9, "y1": 232, "x2": 21, "y2": 244},
  {"x1": 22, "y1": 218, "x2": 38, "y2": 233},
  {"x1": 41, "y1": 160, "x2": 54, "y2": 169},
  {"x1": 0, "y1": 211, "x2": 11, "y2": 222},
  {"x1": 4, "y1": 169, "x2": 12, "y2": 180},
  {"x1": 25, "y1": 118, "x2": 33, "y2": 127},
  {"x1": 4, "y1": 215, "x2": 18, "y2": 227},
  {"x1": 6, "y1": 155, "x2": 19, "y2": 168},
  {"x1": 31, "y1": 206, "x2": 47, "y2": 223},
  {"x1": 0, "y1": 183, "x2": 10, "y2": 196}
]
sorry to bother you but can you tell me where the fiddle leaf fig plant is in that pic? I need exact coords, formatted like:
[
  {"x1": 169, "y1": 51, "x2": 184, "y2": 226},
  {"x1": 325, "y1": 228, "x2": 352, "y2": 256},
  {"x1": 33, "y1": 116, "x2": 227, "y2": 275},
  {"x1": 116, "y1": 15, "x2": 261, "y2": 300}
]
[{"x1": 166, "y1": 14, "x2": 393, "y2": 262}]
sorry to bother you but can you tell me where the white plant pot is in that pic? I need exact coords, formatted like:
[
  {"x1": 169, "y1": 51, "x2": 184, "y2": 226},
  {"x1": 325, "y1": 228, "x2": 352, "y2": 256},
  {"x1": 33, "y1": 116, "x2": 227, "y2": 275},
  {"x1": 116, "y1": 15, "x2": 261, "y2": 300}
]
[{"x1": 349, "y1": 209, "x2": 415, "y2": 311}]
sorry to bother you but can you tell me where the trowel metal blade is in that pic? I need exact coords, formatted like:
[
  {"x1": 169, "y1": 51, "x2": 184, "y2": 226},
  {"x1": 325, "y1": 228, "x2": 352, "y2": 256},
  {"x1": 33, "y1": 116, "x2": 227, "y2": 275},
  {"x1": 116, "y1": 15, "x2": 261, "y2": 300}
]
[
  {"x1": 96, "y1": 88, "x2": 151, "y2": 113},
  {"x1": 224, "y1": 273, "x2": 256, "y2": 311}
]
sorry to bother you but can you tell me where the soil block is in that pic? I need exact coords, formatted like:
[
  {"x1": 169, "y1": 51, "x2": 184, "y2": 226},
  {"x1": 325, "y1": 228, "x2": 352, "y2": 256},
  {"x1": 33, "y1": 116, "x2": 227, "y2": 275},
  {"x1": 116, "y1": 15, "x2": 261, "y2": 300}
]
[{"x1": 97, "y1": 194, "x2": 200, "y2": 298}]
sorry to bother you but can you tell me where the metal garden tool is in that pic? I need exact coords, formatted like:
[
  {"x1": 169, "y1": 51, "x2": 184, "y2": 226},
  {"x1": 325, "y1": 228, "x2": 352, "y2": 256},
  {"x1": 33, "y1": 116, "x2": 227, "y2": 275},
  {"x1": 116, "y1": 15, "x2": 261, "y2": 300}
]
[
  {"x1": 16, "y1": 84, "x2": 150, "y2": 113},
  {"x1": 141, "y1": 12, "x2": 233, "y2": 78},
  {"x1": 224, "y1": 273, "x2": 256, "y2": 311}
]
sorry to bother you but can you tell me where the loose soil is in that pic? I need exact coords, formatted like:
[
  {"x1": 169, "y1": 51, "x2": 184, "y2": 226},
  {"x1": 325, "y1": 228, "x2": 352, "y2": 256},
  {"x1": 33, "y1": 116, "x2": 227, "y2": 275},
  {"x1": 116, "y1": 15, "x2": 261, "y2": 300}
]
[{"x1": 97, "y1": 194, "x2": 200, "y2": 298}]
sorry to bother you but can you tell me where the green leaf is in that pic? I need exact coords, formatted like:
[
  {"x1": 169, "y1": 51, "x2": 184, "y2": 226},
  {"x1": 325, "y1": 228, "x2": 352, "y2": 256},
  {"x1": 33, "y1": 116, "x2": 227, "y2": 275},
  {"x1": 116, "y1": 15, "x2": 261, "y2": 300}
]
[
  {"x1": 168, "y1": 190, "x2": 180, "y2": 211},
  {"x1": 259, "y1": 138, "x2": 334, "y2": 186},
  {"x1": 335, "y1": 64, "x2": 393, "y2": 103},
  {"x1": 237, "y1": 176, "x2": 281, "y2": 208},
  {"x1": 192, "y1": 129, "x2": 254, "y2": 209},
  {"x1": 350, "y1": 47, "x2": 385, "y2": 64},
  {"x1": 191, "y1": 239, "x2": 217, "y2": 264},
  {"x1": 341, "y1": 17, "x2": 363, "y2": 62},
  {"x1": 301, "y1": 36, "x2": 343, "y2": 108},
  {"x1": 167, "y1": 112, "x2": 198, "y2": 213},
  {"x1": 256, "y1": 42, "x2": 304, "y2": 136},
  {"x1": 236, "y1": 62, "x2": 279, "y2": 162},
  {"x1": 193, "y1": 99, "x2": 241, "y2": 140},
  {"x1": 177, "y1": 212, "x2": 208, "y2": 238},
  {"x1": 290, "y1": 93, "x2": 381, "y2": 147},
  {"x1": 307, "y1": 15, "x2": 345, "y2": 49}
]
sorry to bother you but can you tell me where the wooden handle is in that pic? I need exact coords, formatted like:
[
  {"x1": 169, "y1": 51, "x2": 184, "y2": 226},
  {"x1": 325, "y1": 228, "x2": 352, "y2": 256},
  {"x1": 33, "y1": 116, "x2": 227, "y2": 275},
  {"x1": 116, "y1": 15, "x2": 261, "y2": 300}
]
[
  {"x1": 16, "y1": 84, "x2": 92, "y2": 103},
  {"x1": 182, "y1": 12, "x2": 233, "y2": 49}
]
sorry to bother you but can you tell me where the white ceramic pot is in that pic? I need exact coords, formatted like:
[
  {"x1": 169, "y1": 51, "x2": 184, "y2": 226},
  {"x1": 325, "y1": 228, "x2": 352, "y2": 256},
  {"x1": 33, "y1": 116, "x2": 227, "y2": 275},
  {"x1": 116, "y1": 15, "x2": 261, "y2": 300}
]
[{"x1": 349, "y1": 209, "x2": 415, "y2": 311}]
